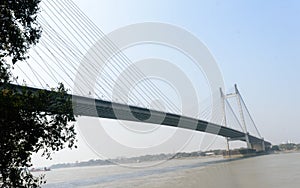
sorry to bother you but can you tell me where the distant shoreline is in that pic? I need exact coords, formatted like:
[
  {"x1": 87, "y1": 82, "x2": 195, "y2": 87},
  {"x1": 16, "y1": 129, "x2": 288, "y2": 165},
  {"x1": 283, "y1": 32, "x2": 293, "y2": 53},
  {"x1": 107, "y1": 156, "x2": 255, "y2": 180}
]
[
  {"x1": 38, "y1": 143, "x2": 300, "y2": 170},
  {"x1": 47, "y1": 150, "x2": 265, "y2": 170}
]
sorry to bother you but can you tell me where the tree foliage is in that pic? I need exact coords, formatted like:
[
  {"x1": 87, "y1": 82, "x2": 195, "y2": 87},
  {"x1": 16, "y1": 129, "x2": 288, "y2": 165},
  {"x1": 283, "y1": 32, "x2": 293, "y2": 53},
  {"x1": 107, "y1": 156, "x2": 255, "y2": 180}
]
[
  {"x1": 1, "y1": 0, "x2": 41, "y2": 63},
  {"x1": 0, "y1": 84, "x2": 76, "y2": 187},
  {"x1": 0, "y1": 0, "x2": 77, "y2": 187},
  {"x1": 279, "y1": 143, "x2": 297, "y2": 151}
]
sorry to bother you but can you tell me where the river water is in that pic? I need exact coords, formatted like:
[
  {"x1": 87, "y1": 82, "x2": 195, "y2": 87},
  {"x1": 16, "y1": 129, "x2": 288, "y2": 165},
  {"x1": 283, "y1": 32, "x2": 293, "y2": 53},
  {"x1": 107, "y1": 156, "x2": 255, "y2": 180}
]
[{"x1": 40, "y1": 152, "x2": 300, "y2": 188}]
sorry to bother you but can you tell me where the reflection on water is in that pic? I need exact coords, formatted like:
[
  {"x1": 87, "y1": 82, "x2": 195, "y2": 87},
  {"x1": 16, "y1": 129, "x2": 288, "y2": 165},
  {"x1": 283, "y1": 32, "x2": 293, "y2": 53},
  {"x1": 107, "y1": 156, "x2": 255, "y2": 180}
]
[{"x1": 41, "y1": 153, "x2": 300, "y2": 188}]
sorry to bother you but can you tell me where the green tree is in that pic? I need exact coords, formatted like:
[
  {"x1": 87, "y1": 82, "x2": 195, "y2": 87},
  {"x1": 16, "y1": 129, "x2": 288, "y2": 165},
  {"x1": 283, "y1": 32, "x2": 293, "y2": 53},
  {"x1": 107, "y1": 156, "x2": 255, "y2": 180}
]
[
  {"x1": 0, "y1": 0, "x2": 77, "y2": 187},
  {"x1": 271, "y1": 145, "x2": 280, "y2": 151},
  {"x1": 279, "y1": 143, "x2": 296, "y2": 151}
]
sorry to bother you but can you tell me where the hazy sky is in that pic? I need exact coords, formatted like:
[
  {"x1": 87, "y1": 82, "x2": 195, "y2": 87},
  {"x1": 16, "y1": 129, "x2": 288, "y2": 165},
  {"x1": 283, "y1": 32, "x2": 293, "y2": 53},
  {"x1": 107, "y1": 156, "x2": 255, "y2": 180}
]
[{"x1": 32, "y1": 0, "x2": 300, "y2": 167}]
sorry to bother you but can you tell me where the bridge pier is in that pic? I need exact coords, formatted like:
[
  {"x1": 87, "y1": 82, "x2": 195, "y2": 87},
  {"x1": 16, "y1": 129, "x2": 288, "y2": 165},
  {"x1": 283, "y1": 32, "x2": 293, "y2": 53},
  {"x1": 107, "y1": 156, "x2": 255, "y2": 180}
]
[
  {"x1": 250, "y1": 139, "x2": 266, "y2": 152},
  {"x1": 227, "y1": 133, "x2": 267, "y2": 152},
  {"x1": 245, "y1": 133, "x2": 252, "y2": 149}
]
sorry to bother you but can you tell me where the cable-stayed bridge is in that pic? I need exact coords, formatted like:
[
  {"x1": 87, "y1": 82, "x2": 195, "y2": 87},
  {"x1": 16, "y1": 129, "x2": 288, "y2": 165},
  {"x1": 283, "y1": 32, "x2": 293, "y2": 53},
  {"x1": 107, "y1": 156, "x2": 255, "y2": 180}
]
[
  {"x1": 3, "y1": 0, "x2": 271, "y2": 152},
  {"x1": 2, "y1": 83, "x2": 271, "y2": 152}
]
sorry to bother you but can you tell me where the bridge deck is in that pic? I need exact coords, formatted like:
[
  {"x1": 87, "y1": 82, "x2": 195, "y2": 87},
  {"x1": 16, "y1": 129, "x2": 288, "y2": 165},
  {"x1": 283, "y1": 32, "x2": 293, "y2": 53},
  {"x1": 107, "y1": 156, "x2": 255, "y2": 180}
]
[{"x1": 2, "y1": 84, "x2": 271, "y2": 147}]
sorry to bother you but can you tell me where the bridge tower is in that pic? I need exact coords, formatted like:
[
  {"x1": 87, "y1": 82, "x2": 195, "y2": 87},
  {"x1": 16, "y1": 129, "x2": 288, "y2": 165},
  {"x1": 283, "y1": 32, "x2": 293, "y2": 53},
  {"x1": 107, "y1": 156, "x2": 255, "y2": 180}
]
[
  {"x1": 234, "y1": 84, "x2": 252, "y2": 149},
  {"x1": 219, "y1": 88, "x2": 231, "y2": 154},
  {"x1": 220, "y1": 84, "x2": 266, "y2": 152}
]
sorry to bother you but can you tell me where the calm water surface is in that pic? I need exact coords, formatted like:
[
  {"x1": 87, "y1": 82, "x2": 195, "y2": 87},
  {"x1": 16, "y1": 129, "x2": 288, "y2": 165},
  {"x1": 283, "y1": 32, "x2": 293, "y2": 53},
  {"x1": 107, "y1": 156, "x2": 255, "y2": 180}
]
[{"x1": 40, "y1": 152, "x2": 300, "y2": 188}]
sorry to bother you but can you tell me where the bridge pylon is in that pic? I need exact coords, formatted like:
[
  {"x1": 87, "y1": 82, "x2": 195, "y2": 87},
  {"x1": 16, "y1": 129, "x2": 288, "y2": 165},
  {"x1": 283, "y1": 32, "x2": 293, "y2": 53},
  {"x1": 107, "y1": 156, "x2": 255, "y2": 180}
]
[
  {"x1": 234, "y1": 84, "x2": 252, "y2": 149},
  {"x1": 220, "y1": 84, "x2": 265, "y2": 151},
  {"x1": 219, "y1": 88, "x2": 231, "y2": 155}
]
